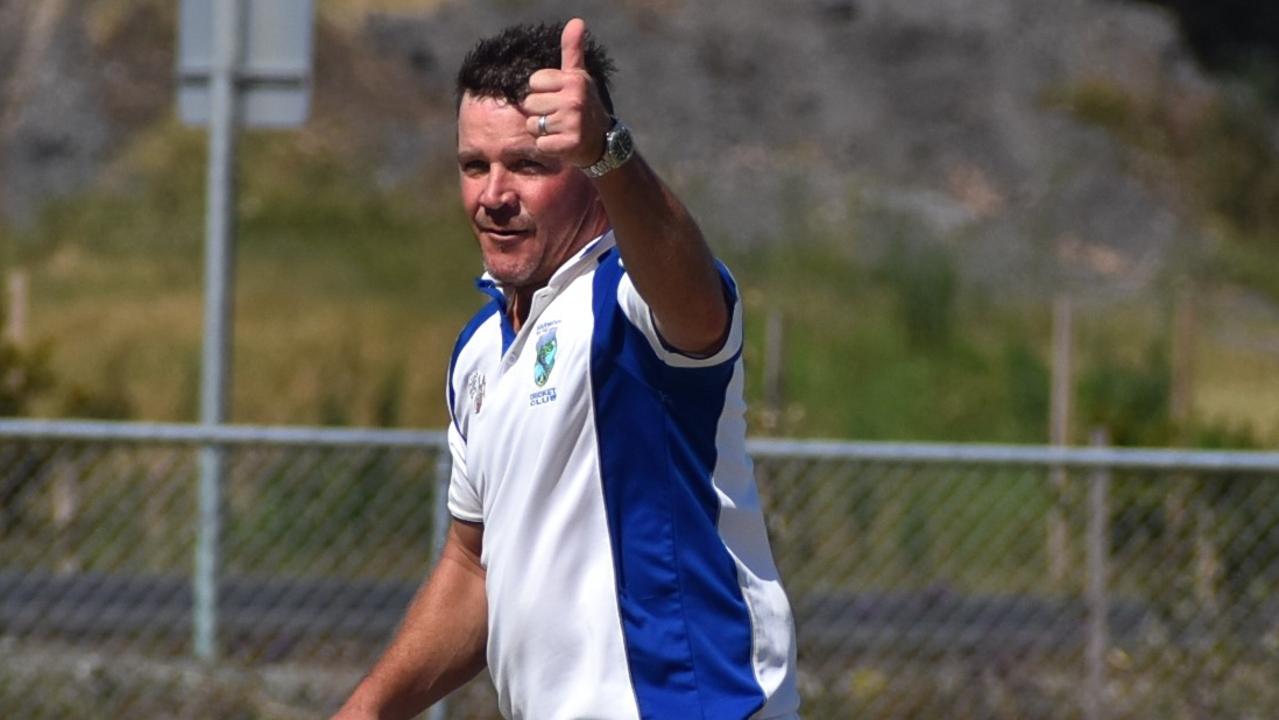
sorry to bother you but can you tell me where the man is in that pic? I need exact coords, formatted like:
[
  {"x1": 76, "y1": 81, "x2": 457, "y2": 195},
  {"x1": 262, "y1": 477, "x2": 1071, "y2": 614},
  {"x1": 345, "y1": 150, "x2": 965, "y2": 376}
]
[{"x1": 335, "y1": 18, "x2": 798, "y2": 720}]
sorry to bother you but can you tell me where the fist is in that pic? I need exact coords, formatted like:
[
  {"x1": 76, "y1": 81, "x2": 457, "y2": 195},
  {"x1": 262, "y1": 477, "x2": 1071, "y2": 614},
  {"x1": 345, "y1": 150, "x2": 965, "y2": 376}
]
[{"x1": 521, "y1": 18, "x2": 612, "y2": 169}]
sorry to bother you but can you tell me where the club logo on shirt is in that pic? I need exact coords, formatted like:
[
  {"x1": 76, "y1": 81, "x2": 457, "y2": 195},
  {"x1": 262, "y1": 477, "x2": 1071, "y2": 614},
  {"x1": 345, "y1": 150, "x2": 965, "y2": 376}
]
[
  {"x1": 533, "y1": 326, "x2": 558, "y2": 387},
  {"x1": 466, "y1": 370, "x2": 486, "y2": 414}
]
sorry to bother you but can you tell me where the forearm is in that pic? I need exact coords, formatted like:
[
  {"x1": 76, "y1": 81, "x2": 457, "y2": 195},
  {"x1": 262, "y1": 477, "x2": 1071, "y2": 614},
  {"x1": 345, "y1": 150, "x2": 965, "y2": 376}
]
[
  {"x1": 519, "y1": 18, "x2": 726, "y2": 353},
  {"x1": 335, "y1": 524, "x2": 488, "y2": 719},
  {"x1": 593, "y1": 153, "x2": 727, "y2": 353}
]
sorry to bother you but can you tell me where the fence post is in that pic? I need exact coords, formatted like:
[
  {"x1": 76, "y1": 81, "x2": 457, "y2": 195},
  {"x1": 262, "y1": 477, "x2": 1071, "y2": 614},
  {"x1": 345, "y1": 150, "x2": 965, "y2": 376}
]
[
  {"x1": 430, "y1": 450, "x2": 451, "y2": 564},
  {"x1": 1049, "y1": 294, "x2": 1073, "y2": 587},
  {"x1": 427, "y1": 449, "x2": 452, "y2": 720},
  {"x1": 761, "y1": 307, "x2": 785, "y2": 433},
  {"x1": 6, "y1": 268, "x2": 28, "y2": 345},
  {"x1": 1084, "y1": 427, "x2": 1110, "y2": 720},
  {"x1": 52, "y1": 455, "x2": 78, "y2": 573}
]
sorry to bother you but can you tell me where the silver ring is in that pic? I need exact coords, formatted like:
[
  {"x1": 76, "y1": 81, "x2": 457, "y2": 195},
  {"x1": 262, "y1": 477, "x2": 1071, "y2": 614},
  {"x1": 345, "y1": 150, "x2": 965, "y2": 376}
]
[{"x1": 537, "y1": 114, "x2": 549, "y2": 137}]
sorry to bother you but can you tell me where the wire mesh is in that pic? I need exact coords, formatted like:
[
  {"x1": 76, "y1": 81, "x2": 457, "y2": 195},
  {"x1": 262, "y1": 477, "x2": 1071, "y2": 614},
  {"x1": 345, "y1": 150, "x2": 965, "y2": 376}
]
[
  {"x1": 1, "y1": 425, "x2": 1278, "y2": 719},
  {"x1": 0, "y1": 431, "x2": 442, "y2": 718},
  {"x1": 757, "y1": 454, "x2": 1279, "y2": 719}
]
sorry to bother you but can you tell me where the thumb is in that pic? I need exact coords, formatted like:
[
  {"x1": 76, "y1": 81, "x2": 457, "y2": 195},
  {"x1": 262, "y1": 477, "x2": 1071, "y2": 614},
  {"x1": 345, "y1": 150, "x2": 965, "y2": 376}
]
[{"x1": 560, "y1": 18, "x2": 587, "y2": 71}]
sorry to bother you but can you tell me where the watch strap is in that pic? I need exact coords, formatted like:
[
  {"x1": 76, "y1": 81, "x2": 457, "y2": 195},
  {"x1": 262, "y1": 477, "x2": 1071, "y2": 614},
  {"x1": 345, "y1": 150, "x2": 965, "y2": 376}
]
[{"x1": 583, "y1": 120, "x2": 635, "y2": 178}]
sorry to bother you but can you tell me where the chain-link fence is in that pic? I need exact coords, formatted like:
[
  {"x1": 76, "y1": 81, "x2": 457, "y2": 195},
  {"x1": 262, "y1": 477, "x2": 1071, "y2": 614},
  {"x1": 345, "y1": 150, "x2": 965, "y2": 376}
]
[
  {"x1": 755, "y1": 440, "x2": 1279, "y2": 720},
  {"x1": 2, "y1": 421, "x2": 1278, "y2": 719}
]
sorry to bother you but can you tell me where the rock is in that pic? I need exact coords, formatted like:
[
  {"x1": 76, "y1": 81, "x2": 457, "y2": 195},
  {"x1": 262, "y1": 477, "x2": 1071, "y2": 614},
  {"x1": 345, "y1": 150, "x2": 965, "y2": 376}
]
[
  {"x1": 0, "y1": 0, "x2": 1253, "y2": 295},
  {"x1": 0, "y1": 0, "x2": 111, "y2": 228}
]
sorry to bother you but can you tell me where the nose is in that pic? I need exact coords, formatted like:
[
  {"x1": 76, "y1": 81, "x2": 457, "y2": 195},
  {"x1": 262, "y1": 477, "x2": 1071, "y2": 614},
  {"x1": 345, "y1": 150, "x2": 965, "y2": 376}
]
[{"x1": 478, "y1": 166, "x2": 517, "y2": 211}]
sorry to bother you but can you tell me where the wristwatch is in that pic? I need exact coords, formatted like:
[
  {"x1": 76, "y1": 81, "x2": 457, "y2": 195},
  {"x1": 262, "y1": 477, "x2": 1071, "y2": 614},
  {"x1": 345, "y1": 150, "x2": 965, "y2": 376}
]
[{"x1": 583, "y1": 119, "x2": 635, "y2": 178}]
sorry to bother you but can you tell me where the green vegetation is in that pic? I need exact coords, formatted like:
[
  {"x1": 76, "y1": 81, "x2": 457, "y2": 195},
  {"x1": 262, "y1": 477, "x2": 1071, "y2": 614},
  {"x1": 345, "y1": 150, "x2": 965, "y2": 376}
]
[
  {"x1": 728, "y1": 231, "x2": 1276, "y2": 446},
  {"x1": 0, "y1": 99, "x2": 1276, "y2": 446},
  {"x1": 1, "y1": 121, "x2": 477, "y2": 428},
  {"x1": 1050, "y1": 79, "x2": 1279, "y2": 295},
  {"x1": 1036, "y1": 78, "x2": 1279, "y2": 445}
]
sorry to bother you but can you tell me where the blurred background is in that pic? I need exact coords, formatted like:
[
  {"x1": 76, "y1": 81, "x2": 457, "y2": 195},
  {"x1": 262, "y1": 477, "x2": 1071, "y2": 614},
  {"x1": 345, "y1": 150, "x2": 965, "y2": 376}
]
[
  {"x1": 0, "y1": 0, "x2": 1275, "y2": 447},
  {"x1": 1, "y1": 0, "x2": 1278, "y2": 718}
]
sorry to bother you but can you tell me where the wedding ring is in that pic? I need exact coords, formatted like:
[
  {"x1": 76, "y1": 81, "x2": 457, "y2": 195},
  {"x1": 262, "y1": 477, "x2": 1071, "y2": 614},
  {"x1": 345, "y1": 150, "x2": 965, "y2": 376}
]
[{"x1": 537, "y1": 114, "x2": 549, "y2": 136}]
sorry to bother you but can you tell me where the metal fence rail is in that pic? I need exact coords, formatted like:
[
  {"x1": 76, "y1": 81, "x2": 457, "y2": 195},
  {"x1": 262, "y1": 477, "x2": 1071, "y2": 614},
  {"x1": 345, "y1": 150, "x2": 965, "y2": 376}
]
[{"x1": 1, "y1": 420, "x2": 1278, "y2": 719}]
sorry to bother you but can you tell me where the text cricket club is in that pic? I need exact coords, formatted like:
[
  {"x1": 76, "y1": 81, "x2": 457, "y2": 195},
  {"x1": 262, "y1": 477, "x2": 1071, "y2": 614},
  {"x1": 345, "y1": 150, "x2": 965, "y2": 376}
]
[{"x1": 531, "y1": 323, "x2": 559, "y2": 406}]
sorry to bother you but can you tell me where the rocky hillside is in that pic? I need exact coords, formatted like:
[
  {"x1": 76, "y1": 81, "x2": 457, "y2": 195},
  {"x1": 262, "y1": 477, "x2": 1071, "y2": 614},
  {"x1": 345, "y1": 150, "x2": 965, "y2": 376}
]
[{"x1": 0, "y1": 0, "x2": 1262, "y2": 296}]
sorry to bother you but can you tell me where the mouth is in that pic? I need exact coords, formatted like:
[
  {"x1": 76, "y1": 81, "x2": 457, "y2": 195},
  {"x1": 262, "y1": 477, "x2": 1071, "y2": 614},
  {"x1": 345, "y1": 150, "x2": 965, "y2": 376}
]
[{"x1": 479, "y1": 226, "x2": 533, "y2": 244}]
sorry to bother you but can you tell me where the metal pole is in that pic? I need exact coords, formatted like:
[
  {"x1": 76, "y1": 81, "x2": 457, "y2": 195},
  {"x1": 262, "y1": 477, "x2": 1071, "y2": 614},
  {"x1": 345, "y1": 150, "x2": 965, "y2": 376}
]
[
  {"x1": 1170, "y1": 282, "x2": 1195, "y2": 433},
  {"x1": 196, "y1": 0, "x2": 242, "y2": 662},
  {"x1": 5, "y1": 269, "x2": 28, "y2": 345},
  {"x1": 427, "y1": 450, "x2": 453, "y2": 720},
  {"x1": 1084, "y1": 427, "x2": 1110, "y2": 720},
  {"x1": 430, "y1": 452, "x2": 452, "y2": 563},
  {"x1": 1048, "y1": 294, "x2": 1073, "y2": 587},
  {"x1": 762, "y1": 307, "x2": 784, "y2": 433}
]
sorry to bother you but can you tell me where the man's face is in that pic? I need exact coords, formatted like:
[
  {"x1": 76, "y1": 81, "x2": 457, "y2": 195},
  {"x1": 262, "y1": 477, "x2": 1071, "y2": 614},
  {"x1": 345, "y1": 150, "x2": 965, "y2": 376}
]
[{"x1": 457, "y1": 93, "x2": 602, "y2": 289}]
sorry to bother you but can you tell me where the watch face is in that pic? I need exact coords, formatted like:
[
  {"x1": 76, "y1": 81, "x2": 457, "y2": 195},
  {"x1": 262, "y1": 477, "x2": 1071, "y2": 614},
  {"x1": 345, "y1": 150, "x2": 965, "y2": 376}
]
[
  {"x1": 612, "y1": 127, "x2": 634, "y2": 160},
  {"x1": 587, "y1": 122, "x2": 634, "y2": 177}
]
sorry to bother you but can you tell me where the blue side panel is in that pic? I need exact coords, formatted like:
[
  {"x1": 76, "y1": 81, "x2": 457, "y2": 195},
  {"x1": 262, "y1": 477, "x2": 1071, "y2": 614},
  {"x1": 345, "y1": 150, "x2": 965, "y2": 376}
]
[
  {"x1": 447, "y1": 300, "x2": 500, "y2": 438},
  {"x1": 589, "y1": 250, "x2": 764, "y2": 719}
]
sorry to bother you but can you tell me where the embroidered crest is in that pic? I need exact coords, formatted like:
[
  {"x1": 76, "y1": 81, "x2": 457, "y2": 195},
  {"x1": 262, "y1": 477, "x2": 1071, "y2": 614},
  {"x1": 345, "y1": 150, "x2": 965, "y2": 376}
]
[
  {"x1": 466, "y1": 370, "x2": 486, "y2": 414},
  {"x1": 533, "y1": 327, "x2": 558, "y2": 387}
]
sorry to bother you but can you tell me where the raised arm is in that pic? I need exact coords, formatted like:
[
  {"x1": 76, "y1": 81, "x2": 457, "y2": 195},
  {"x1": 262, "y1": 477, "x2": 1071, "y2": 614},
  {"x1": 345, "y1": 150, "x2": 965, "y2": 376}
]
[
  {"x1": 332, "y1": 520, "x2": 487, "y2": 720},
  {"x1": 522, "y1": 18, "x2": 729, "y2": 355}
]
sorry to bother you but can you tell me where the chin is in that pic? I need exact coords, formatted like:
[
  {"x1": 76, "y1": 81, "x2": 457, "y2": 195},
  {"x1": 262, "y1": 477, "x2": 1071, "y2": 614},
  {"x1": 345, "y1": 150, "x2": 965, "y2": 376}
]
[{"x1": 483, "y1": 258, "x2": 541, "y2": 288}]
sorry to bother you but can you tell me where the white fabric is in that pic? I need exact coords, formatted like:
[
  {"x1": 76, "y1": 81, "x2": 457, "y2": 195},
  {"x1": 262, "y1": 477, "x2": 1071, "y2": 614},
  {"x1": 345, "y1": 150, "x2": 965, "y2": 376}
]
[{"x1": 445, "y1": 231, "x2": 799, "y2": 719}]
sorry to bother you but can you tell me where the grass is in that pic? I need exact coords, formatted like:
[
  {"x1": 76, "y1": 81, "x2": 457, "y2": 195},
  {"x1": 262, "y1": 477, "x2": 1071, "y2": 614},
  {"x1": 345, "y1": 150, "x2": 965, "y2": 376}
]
[
  {"x1": 4, "y1": 122, "x2": 482, "y2": 427},
  {"x1": 3, "y1": 0, "x2": 1258, "y2": 446},
  {"x1": 1195, "y1": 320, "x2": 1279, "y2": 438},
  {"x1": 0, "y1": 113, "x2": 1275, "y2": 446}
]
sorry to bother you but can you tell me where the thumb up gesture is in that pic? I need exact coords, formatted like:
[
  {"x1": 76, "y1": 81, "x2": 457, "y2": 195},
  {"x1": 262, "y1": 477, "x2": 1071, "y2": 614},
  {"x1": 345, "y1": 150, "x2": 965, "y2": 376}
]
[{"x1": 521, "y1": 18, "x2": 613, "y2": 169}]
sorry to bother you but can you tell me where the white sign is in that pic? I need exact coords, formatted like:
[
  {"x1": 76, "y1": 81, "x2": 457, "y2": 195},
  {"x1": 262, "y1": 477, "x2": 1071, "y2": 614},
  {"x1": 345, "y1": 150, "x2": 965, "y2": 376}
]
[{"x1": 177, "y1": 0, "x2": 314, "y2": 127}]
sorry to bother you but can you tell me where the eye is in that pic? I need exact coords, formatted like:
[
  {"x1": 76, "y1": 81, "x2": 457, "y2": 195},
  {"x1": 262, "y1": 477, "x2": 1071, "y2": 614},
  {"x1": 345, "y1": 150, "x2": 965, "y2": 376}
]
[
  {"x1": 512, "y1": 159, "x2": 548, "y2": 174},
  {"x1": 460, "y1": 160, "x2": 488, "y2": 176}
]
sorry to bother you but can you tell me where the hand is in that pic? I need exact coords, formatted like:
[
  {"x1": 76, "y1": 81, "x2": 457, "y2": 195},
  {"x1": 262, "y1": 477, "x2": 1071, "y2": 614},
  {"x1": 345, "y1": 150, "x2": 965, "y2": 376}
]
[{"x1": 521, "y1": 18, "x2": 613, "y2": 169}]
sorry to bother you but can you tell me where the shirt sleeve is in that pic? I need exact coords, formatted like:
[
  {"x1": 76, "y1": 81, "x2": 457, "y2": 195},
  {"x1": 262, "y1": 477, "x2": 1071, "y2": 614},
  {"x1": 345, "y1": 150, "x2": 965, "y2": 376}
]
[
  {"x1": 616, "y1": 261, "x2": 743, "y2": 368},
  {"x1": 446, "y1": 419, "x2": 483, "y2": 522}
]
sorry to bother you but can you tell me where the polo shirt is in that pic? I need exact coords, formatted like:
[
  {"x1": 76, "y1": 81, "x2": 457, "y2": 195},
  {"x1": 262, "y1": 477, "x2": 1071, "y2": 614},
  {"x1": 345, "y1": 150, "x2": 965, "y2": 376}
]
[{"x1": 446, "y1": 231, "x2": 799, "y2": 719}]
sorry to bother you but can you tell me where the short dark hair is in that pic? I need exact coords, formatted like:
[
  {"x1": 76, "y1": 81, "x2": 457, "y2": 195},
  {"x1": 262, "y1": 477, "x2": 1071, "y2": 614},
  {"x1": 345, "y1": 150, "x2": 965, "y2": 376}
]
[{"x1": 455, "y1": 21, "x2": 617, "y2": 115}]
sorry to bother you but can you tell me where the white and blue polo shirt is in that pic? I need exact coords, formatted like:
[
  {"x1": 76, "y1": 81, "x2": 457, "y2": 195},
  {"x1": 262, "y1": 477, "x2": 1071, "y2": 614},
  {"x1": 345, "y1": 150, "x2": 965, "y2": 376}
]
[{"x1": 446, "y1": 231, "x2": 799, "y2": 720}]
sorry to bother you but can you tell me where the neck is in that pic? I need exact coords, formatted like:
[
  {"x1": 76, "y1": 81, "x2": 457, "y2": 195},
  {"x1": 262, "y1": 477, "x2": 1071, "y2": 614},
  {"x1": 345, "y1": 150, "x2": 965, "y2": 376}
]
[
  {"x1": 506, "y1": 212, "x2": 611, "y2": 332},
  {"x1": 508, "y1": 285, "x2": 538, "y2": 333}
]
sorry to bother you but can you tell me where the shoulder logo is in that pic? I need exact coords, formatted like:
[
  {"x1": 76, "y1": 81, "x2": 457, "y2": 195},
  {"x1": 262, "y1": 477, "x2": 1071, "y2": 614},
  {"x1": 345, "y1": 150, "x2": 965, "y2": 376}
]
[
  {"x1": 533, "y1": 326, "x2": 558, "y2": 387},
  {"x1": 466, "y1": 371, "x2": 486, "y2": 414}
]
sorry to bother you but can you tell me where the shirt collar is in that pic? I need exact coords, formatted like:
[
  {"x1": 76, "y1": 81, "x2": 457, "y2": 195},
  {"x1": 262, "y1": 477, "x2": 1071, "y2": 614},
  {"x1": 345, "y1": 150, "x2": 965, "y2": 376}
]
[{"x1": 475, "y1": 229, "x2": 615, "y2": 298}]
